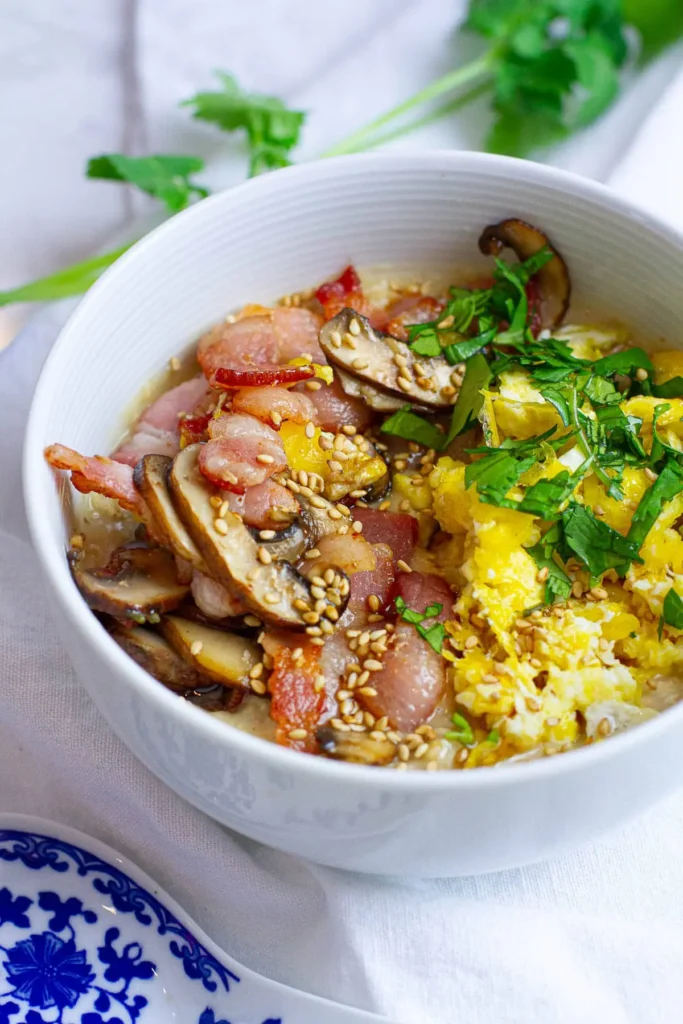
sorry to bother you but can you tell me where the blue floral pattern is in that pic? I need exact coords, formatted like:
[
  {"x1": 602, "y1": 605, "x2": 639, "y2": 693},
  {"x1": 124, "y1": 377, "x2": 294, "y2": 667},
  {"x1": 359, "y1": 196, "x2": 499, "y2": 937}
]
[{"x1": 0, "y1": 829, "x2": 283, "y2": 1024}]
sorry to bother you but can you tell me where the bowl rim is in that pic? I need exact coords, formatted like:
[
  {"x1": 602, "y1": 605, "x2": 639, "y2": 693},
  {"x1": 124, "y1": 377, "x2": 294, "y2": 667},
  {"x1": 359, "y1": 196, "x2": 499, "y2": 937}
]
[{"x1": 24, "y1": 149, "x2": 683, "y2": 792}]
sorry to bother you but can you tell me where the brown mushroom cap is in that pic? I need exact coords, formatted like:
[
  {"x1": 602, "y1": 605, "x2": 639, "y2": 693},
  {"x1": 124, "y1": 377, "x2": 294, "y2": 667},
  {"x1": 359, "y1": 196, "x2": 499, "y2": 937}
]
[
  {"x1": 133, "y1": 454, "x2": 208, "y2": 571},
  {"x1": 478, "y1": 218, "x2": 571, "y2": 329},
  {"x1": 169, "y1": 445, "x2": 325, "y2": 629},
  {"x1": 109, "y1": 623, "x2": 209, "y2": 690},
  {"x1": 320, "y1": 309, "x2": 458, "y2": 409},
  {"x1": 69, "y1": 545, "x2": 190, "y2": 622},
  {"x1": 159, "y1": 615, "x2": 261, "y2": 688}
]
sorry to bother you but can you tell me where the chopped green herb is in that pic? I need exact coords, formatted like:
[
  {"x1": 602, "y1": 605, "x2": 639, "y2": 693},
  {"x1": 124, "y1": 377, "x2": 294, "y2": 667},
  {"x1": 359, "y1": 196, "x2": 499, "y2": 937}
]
[
  {"x1": 527, "y1": 523, "x2": 572, "y2": 604},
  {"x1": 86, "y1": 154, "x2": 209, "y2": 213},
  {"x1": 380, "y1": 406, "x2": 445, "y2": 450},
  {"x1": 652, "y1": 377, "x2": 683, "y2": 399},
  {"x1": 593, "y1": 347, "x2": 654, "y2": 378},
  {"x1": 446, "y1": 712, "x2": 475, "y2": 747},
  {"x1": 627, "y1": 458, "x2": 683, "y2": 549},
  {"x1": 562, "y1": 503, "x2": 643, "y2": 577},
  {"x1": 660, "y1": 587, "x2": 683, "y2": 638},
  {"x1": 395, "y1": 596, "x2": 447, "y2": 654},
  {"x1": 487, "y1": 728, "x2": 501, "y2": 745}
]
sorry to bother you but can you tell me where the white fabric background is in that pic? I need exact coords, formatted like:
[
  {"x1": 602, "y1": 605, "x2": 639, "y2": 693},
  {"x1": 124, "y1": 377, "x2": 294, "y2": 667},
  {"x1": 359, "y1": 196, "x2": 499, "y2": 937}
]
[{"x1": 3, "y1": 4, "x2": 683, "y2": 1022}]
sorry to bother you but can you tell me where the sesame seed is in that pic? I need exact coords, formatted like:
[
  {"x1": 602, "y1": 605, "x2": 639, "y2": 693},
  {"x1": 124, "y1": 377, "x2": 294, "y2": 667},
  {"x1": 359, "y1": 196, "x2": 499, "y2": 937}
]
[
  {"x1": 438, "y1": 315, "x2": 455, "y2": 330},
  {"x1": 210, "y1": 495, "x2": 222, "y2": 509},
  {"x1": 329, "y1": 330, "x2": 342, "y2": 348},
  {"x1": 264, "y1": 592, "x2": 279, "y2": 604},
  {"x1": 572, "y1": 581, "x2": 584, "y2": 598},
  {"x1": 259, "y1": 529, "x2": 276, "y2": 540},
  {"x1": 303, "y1": 611, "x2": 321, "y2": 625},
  {"x1": 250, "y1": 679, "x2": 267, "y2": 695},
  {"x1": 304, "y1": 548, "x2": 321, "y2": 561},
  {"x1": 305, "y1": 422, "x2": 316, "y2": 439},
  {"x1": 169, "y1": 356, "x2": 182, "y2": 371},
  {"x1": 319, "y1": 435, "x2": 334, "y2": 451},
  {"x1": 189, "y1": 640, "x2": 203, "y2": 656},
  {"x1": 645, "y1": 467, "x2": 658, "y2": 482},
  {"x1": 289, "y1": 728, "x2": 308, "y2": 740},
  {"x1": 363, "y1": 659, "x2": 383, "y2": 672},
  {"x1": 352, "y1": 520, "x2": 363, "y2": 534},
  {"x1": 456, "y1": 748, "x2": 469, "y2": 766},
  {"x1": 597, "y1": 717, "x2": 613, "y2": 737},
  {"x1": 359, "y1": 685, "x2": 378, "y2": 697},
  {"x1": 591, "y1": 586, "x2": 609, "y2": 601},
  {"x1": 397, "y1": 377, "x2": 413, "y2": 392},
  {"x1": 257, "y1": 546, "x2": 272, "y2": 565},
  {"x1": 271, "y1": 411, "x2": 282, "y2": 426},
  {"x1": 525, "y1": 696, "x2": 542, "y2": 712},
  {"x1": 243, "y1": 614, "x2": 262, "y2": 627},
  {"x1": 343, "y1": 333, "x2": 357, "y2": 349},
  {"x1": 593, "y1": 505, "x2": 605, "y2": 516},
  {"x1": 256, "y1": 453, "x2": 275, "y2": 465},
  {"x1": 536, "y1": 566, "x2": 549, "y2": 582},
  {"x1": 70, "y1": 533, "x2": 85, "y2": 550},
  {"x1": 314, "y1": 674, "x2": 326, "y2": 692},
  {"x1": 349, "y1": 317, "x2": 361, "y2": 336},
  {"x1": 482, "y1": 673, "x2": 499, "y2": 685},
  {"x1": 414, "y1": 742, "x2": 429, "y2": 759},
  {"x1": 352, "y1": 357, "x2": 369, "y2": 370},
  {"x1": 635, "y1": 367, "x2": 649, "y2": 381},
  {"x1": 465, "y1": 635, "x2": 479, "y2": 649},
  {"x1": 214, "y1": 518, "x2": 228, "y2": 535},
  {"x1": 396, "y1": 559, "x2": 412, "y2": 573}
]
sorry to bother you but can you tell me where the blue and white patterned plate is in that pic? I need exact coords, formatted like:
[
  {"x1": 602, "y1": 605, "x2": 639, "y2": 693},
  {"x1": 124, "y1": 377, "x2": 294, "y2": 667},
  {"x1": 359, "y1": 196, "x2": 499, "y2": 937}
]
[{"x1": 0, "y1": 815, "x2": 386, "y2": 1024}]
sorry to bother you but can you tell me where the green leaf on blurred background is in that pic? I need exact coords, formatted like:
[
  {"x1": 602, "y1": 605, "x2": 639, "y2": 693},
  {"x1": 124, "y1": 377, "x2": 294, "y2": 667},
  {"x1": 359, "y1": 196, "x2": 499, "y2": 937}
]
[
  {"x1": 623, "y1": 0, "x2": 683, "y2": 59},
  {"x1": 87, "y1": 154, "x2": 209, "y2": 213},
  {"x1": 182, "y1": 72, "x2": 306, "y2": 177}
]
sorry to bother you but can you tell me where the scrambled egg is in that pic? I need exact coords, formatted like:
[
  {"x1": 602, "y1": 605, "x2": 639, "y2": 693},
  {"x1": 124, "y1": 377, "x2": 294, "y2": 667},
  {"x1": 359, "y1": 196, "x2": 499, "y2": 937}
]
[{"x1": 424, "y1": 327, "x2": 683, "y2": 766}]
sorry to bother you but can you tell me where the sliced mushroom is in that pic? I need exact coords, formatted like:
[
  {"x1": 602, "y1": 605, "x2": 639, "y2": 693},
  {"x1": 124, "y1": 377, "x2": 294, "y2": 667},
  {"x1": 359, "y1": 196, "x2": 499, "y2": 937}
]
[
  {"x1": 323, "y1": 442, "x2": 390, "y2": 504},
  {"x1": 335, "y1": 368, "x2": 407, "y2": 413},
  {"x1": 317, "y1": 726, "x2": 396, "y2": 766},
  {"x1": 248, "y1": 521, "x2": 307, "y2": 563},
  {"x1": 319, "y1": 309, "x2": 457, "y2": 409},
  {"x1": 109, "y1": 623, "x2": 209, "y2": 691},
  {"x1": 69, "y1": 545, "x2": 190, "y2": 622},
  {"x1": 478, "y1": 218, "x2": 571, "y2": 329},
  {"x1": 133, "y1": 455, "x2": 209, "y2": 571},
  {"x1": 160, "y1": 615, "x2": 261, "y2": 688},
  {"x1": 170, "y1": 445, "x2": 319, "y2": 628}
]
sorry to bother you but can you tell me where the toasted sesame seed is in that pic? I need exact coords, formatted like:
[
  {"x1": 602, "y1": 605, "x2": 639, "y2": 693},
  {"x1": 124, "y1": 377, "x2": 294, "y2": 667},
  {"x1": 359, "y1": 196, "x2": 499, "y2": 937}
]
[
  {"x1": 482, "y1": 673, "x2": 499, "y2": 685},
  {"x1": 396, "y1": 559, "x2": 412, "y2": 573},
  {"x1": 303, "y1": 611, "x2": 321, "y2": 625},
  {"x1": 536, "y1": 566, "x2": 549, "y2": 582},
  {"x1": 309, "y1": 495, "x2": 327, "y2": 509},
  {"x1": 413, "y1": 742, "x2": 429, "y2": 760},
  {"x1": 306, "y1": 626, "x2": 322, "y2": 638},
  {"x1": 70, "y1": 533, "x2": 85, "y2": 550},
  {"x1": 635, "y1": 367, "x2": 649, "y2": 381},
  {"x1": 257, "y1": 546, "x2": 272, "y2": 565},
  {"x1": 314, "y1": 674, "x2": 326, "y2": 692},
  {"x1": 214, "y1": 518, "x2": 229, "y2": 535},
  {"x1": 464, "y1": 635, "x2": 479, "y2": 649},
  {"x1": 349, "y1": 317, "x2": 361, "y2": 336},
  {"x1": 243, "y1": 614, "x2": 262, "y2": 627},
  {"x1": 525, "y1": 696, "x2": 542, "y2": 712},
  {"x1": 593, "y1": 504, "x2": 605, "y2": 516},
  {"x1": 363, "y1": 659, "x2": 383, "y2": 672},
  {"x1": 397, "y1": 377, "x2": 412, "y2": 392},
  {"x1": 271, "y1": 411, "x2": 283, "y2": 426},
  {"x1": 210, "y1": 495, "x2": 222, "y2": 509},
  {"x1": 352, "y1": 357, "x2": 369, "y2": 371},
  {"x1": 319, "y1": 435, "x2": 334, "y2": 451},
  {"x1": 329, "y1": 330, "x2": 342, "y2": 348},
  {"x1": 305, "y1": 421, "x2": 316, "y2": 439},
  {"x1": 597, "y1": 717, "x2": 613, "y2": 737},
  {"x1": 310, "y1": 637, "x2": 325, "y2": 646},
  {"x1": 456, "y1": 748, "x2": 469, "y2": 766},
  {"x1": 250, "y1": 679, "x2": 267, "y2": 695},
  {"x1": 256, "y1": 453, "x2": 275, "y2": 465},
  {"x1": 169, "y1": 355, "x2": 182, "y2": 371},
  {"x1": 304, "y1": 548, "x2": 322, "y2": 562},
  {"x1": 359, "y1": 685, "x2": 378, "y2": 697},
  {"x1": 591, "y1": 586, "x2": 609, "y2": 601},
  {"x1": 259, "y1": 529, "x2": 277, "y2": 541},
  {"x1": 289, "y1": 728, "x2": 308, "y2": 740},
  {"x1": 645, "y1": 467, "x2": 658, "y2": 482},
  {"x1": 572, "y1": 581, "x2": 584, "y2": 598},
  {"x1": 189, "y1": 640, "x2": 203, "y2": 656},
  {"x1": 264, "y1": 592, "x2": 279, "y2": 604},
  {"x1": 351, "y1": 520, "x2": 363, "y2": 534}
]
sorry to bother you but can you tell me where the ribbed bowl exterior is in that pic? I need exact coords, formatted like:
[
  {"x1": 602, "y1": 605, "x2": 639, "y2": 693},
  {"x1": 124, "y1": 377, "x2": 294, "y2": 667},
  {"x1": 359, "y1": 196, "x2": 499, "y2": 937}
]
[{"x1": 24, "y1": 153, "x2": 683, "y2": 876}]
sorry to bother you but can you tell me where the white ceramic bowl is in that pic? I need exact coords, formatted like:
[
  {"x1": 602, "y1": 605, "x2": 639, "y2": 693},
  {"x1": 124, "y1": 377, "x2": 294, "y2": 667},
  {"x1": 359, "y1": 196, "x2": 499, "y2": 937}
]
[{"x1": 24, "y1": 152, "x2": 683, "y2": 877}]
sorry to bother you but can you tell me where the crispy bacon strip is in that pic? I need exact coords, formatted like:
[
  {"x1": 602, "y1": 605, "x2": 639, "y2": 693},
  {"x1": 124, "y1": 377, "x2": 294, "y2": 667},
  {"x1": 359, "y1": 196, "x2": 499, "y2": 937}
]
[
  {"x1": 263, "y1": 633, "x2": 325, "y2": 751},
  {"x1": 210, "y1": 365, "x2": 315, "y2": 390},
  {"x1": 44, "y1": 444, "x2": 147, "y2": 517}
]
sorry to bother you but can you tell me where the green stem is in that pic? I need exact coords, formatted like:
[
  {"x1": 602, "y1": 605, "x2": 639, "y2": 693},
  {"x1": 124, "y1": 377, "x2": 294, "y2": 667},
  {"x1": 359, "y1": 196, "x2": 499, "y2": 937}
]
[
  {"x1": 0, "y1": 244, "x2": 131, "y2": 307},
  {"x1": 351, "y1": 80, "x2": 494, "y2": 152},
  {"x1": 321, "y1": 51, "x2": 497, "y2": 158}
]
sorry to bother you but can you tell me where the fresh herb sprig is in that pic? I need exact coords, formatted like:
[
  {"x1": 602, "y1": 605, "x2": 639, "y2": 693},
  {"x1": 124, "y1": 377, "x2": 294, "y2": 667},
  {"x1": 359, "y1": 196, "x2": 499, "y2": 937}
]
[
  {"x1": 323, "y1": 0, "x2": 682, "y2": 160},
  {"x1": 87, "y1": 154, "x2": 209, "y2": 213}
]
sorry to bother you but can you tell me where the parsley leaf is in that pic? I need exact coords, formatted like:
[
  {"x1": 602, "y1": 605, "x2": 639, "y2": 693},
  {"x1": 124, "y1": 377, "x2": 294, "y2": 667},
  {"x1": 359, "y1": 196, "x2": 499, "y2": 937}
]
[
  {"x1": 465, "y1": 450, "x2": 537, "y2": 506},
  {"x1": 182, "y1": 72, "x2": 305, "y2": 177},
  {"x1": 627, "y1": 458, "x2": 683, "y2": 549},
  {"x1": 562, "y1": 503, "x2": 642, "y2": 577},
  {"x1": 86, "y1": 154, "x2": 209, "y2": 213},
  {"x1": 527, "y1": 523, "x2": 573, "y2": 604},
  {"x1": 652, "y1": 377, "x2": 683, "y2": 399},
  {"x1": 395, "y1": 596, "x2": 447, "y2": 654},
  {"x1": 593, "y1": 347, "x2": 654, "y2": 378},
  {"x1": 660, "y1": 587, "x2": 683, "y2": 638},
  {"x1": 381, "y1": 353, "x2": 492, "y2": 450}
]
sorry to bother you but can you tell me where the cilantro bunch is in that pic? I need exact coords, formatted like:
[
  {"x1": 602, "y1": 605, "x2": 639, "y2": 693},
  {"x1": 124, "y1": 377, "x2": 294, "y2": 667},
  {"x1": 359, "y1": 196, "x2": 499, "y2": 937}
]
[{"x1": 324, "y1": 0, "x2": 681, "y2": 159}]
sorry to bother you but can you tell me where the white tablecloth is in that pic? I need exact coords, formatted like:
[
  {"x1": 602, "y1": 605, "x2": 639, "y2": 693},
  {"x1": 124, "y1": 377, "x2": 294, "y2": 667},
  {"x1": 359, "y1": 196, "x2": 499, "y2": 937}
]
[{"x1": 3, "y1": 6, "x2": 683, "y2": 1022}]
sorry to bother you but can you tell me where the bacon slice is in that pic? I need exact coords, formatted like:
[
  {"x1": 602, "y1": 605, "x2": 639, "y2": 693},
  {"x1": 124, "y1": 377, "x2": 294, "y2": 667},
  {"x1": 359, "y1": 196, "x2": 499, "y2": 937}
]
[
  {"x1": 315, "y1": 265, "x2": 389, "y2": 329},
  {"x1": 360, "y1": 622, "x2": 446, "y2": 732},
  {"x1": 391, "y1": 571, "x2": 453, "y2": 621},
  {"x1": 223, "y1": 479, "x2": 299, "y2": 530},
  {"x1": 44, "y1": 444, "x2": 147, "y2": 517},
  {"x1": 191, "y1": 570, "x2": 246, "y2": 619},
  {"x1": 263, "y1": 632, "x2": 325, "y2": 751},
  {"x1": 198, "y1": 308, "x2": 325, "y2": 377},
  {"x1": 232, "y1": 387, "x2": 317, "y2": 429},
  {"x1": 179, "y1": 413, "x2": 212, "y2": 448},
  {"x1": 198, "y1": 414, "x2": 287, "y2": 492},
  {"x1": 210, "y1": 365, "x2": 314, "y2": 390},
  {"x1": 296, "y1": 374, "x2": 374, "y2": 432},
  {"x1": 351, "y1": 509, "x2": 417, "y2": 566},
  {"x1": 112, "y1": 377, "x2": 210, "y2": 466},
  {"x1": 384, "y1": 296, "x2": 444, "y2": 342}
]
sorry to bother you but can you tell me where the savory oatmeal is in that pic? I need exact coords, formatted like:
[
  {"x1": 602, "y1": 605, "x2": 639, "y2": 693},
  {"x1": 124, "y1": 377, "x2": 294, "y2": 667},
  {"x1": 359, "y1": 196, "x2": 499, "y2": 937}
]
[{"x1": 45, "y1": 218, "x2": 683, "y2": 769}]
